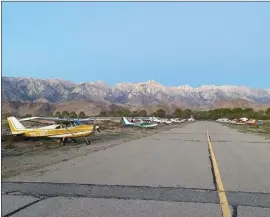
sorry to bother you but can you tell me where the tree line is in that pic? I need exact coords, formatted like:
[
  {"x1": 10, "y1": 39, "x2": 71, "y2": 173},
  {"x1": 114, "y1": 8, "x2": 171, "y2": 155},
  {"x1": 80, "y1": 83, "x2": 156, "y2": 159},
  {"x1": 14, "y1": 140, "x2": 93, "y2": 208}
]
[
  {"x1": 17, "y1": 107, "x2": 270, "y2": 120},
  {"x1": 54, "y1": 111, "x2": 86, "y2": 119},
  {"x1": 97, "y1": 107, "x2": 270, "y2": 120},
  {"x1": 179, "y1": 108, "x2": 270, "y2": 120}
]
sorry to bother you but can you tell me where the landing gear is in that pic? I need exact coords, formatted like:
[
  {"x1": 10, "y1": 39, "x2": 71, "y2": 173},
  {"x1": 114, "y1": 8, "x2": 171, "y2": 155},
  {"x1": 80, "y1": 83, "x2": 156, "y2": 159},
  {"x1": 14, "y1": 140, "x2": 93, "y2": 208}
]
[
  {"x1": 59, "y1": 138, "x2": 67, "y2": 146},
  {"x1": 58, "y1": 138, "x2": 90, "y2": 146},
  {"x1": 85, "y1": 137, "x2": 91, "y2": 145}
]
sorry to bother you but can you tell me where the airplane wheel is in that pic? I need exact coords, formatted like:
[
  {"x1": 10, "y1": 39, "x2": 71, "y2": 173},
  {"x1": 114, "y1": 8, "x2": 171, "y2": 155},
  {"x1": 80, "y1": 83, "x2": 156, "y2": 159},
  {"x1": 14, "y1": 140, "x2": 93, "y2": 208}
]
[
  {"x1": 59, "y1": 138, "x2": 66, "y2": 147},
  {"x1": 58, "y1": 139, "x2": 62, "y2": 147},
  {"x1": 62, "y1": 138, "x2": 67, "y2": 146},
  {"x1": 85, "y1": 138, "x2": 91, "y2": 145}
]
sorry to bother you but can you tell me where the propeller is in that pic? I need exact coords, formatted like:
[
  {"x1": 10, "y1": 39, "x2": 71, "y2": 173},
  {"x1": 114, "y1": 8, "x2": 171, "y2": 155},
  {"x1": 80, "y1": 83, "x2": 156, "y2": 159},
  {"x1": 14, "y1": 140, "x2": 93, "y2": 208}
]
[{"x1": 94, "y1": 125, "x2": 101, "y2": 133}]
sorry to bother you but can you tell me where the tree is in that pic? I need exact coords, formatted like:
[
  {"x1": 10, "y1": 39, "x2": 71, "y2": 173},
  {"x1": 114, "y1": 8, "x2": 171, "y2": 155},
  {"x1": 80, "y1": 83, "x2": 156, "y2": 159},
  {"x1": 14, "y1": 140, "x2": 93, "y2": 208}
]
[
  {"x1": 69, "y1": 111, "x2": 77, "y2": 118},
  {"x1": 231, "y1": 108, "x2": 244, "y2": 118},
  {"x1": 122, "y1": 108, "x2": 131, "y2": 117},
  {"x1": 138, "y1": 110, "x2": 147, "y2": 117},
  {"x1": 150, "y1": 112, "x2": 157, "y2": 117},
  {"x1": 156, "y1": 109, "x2": 166, "y2": 118},
  {"x1": 61, "y1": 111, "x2": 69, "y2": 118},
  {"x1": 78, "y1": 111, "x2": 86, "y2": 118},
  {"x1": 174, "y1": 108, "x2": 182, "y2": 118},
  {"x1": 99, "y1": 110, "x2": 107, "y2": 117},
  {"x1": 266, "y1": 108, "x2": 270, "y2": 118},
  {"x1": 131, "y1": 110, "x2": 139, "y2": 117},
  {"x1": 55, "y1": 111, "x2": 61, "y2": 118},
  {"x1": 182, "y1": 109, "x2": 192, "y2": 119},
  {"x1": 243, "y1": 108, "x2": 255, "y2": 119},
  {"x1": 193, "y1": 110, "x2": 209, "y2": 120},
  {"x1": 254, "y1": 110, "x2": 266, "y2": 120},
  {"x1": 222, "y1": 108, "x2": 233, "y2": 119}
]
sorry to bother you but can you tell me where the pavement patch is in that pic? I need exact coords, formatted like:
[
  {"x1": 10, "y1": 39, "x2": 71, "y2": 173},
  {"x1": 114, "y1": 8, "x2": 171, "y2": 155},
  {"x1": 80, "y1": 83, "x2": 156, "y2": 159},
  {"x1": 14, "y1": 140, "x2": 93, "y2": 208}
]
[
  {"x1": 237, "y1": 206, "x2": 270, "y2": 217},
  {"x1": 5, "y1": 197, "x2": 223, "y2": 217},
  {"x1": 2, "y1": 182, "x2": 219, "y2": 204},
  {"x1": 2, "y1": 182, "x2": 270, "y2": 209},
  {"x1": 1, "y1": 195, "x2": 40, "y2": 217},
  {"x1": 226, "y1": 191, "x2": 270, "y2": 208}
]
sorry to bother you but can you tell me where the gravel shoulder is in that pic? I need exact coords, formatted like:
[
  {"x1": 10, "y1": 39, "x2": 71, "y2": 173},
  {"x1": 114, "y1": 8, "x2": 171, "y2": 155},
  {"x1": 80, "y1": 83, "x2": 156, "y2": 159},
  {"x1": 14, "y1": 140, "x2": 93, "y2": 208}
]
[{"x1": 221, "y1": 122, "x2": 270, "y2": 140}]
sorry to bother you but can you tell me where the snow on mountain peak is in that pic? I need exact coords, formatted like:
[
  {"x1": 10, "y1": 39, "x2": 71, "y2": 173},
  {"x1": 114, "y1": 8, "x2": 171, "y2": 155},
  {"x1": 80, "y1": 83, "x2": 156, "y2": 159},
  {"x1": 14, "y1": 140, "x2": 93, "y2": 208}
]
[
  {"x1": 94, "y1": 80, "x2": 107, "y2": 85},
  {"x1": 177, "y1": 85, "x2": 192, "y2": 90},
  {"x1": 2, "y1": 77, "x2": 270, "y2": 107},
  {"x1": 145, "y1": 80, "x2": 162, "y2": 86}
]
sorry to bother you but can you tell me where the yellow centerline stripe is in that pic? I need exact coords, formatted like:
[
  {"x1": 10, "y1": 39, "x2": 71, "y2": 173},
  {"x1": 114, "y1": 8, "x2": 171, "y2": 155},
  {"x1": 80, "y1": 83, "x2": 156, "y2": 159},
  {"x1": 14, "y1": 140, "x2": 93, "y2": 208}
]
[{"x1": 206, "y1": 125, "x2": 232, "y2": 217}]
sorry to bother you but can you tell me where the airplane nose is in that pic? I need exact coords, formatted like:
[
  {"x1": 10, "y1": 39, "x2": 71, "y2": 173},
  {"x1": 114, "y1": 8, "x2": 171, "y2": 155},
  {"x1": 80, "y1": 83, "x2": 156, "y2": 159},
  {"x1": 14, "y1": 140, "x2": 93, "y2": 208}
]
[{"x1": 94, "y1": 125, "x2": 100, "y2": 133}]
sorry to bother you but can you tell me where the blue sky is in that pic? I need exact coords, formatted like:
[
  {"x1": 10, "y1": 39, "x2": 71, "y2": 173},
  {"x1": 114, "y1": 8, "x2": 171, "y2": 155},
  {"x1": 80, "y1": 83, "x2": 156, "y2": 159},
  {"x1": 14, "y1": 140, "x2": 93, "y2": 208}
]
[{"x1": 2, "y1": 2, "x2": 270, "y2": 88}]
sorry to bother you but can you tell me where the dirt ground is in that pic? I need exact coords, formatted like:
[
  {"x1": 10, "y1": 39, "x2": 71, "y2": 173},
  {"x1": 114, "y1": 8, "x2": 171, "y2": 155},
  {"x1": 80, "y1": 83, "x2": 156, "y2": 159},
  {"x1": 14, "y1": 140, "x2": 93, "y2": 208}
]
[
  {"x1": 223, "y1": 121, "x2": 270, "y2": 140},
  {"x1": 1, "y1": 123, "x2": 188, "y2": 179}
]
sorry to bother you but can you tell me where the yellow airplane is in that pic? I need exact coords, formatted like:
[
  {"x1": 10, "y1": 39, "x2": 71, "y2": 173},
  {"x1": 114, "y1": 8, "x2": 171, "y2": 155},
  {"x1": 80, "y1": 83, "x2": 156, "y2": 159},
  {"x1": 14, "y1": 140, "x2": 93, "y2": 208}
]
[{"x1": 7, "y1": 116, "x2": 100, "y2": 146}]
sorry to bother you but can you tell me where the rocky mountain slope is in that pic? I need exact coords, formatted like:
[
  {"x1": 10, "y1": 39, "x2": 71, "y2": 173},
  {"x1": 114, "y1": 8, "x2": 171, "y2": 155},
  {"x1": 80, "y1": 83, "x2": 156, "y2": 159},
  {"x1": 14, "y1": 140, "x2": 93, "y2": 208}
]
[
  {"x1": 1, "y1": 100, "x2": 112, "y2": 117},
  {"x1": 2, "y1": 77, "x2": 270, "y2": 114}
]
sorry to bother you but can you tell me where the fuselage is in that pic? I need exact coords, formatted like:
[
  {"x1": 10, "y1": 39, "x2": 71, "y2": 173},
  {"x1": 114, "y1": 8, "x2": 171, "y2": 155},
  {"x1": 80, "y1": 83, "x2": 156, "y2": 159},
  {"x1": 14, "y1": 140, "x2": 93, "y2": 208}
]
[{"x1": 8, "y1": 119, "x2": 94, "y2": 138}]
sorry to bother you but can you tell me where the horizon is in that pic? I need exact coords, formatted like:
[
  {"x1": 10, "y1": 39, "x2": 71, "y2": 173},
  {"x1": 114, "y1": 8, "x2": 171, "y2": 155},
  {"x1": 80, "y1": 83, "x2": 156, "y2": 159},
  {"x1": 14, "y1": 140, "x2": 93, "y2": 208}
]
[
  {"x1": 4, "y1": 76, "x2": 269, "y2": 90},
  {"x1": 3, "y1": 2, "x2": 270, "y2": 88}
]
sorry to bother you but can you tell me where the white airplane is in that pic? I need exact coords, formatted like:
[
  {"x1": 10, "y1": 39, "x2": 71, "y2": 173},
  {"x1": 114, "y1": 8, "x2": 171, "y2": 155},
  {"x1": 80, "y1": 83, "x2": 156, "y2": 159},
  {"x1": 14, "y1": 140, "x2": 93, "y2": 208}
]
[
  {"x1": 171, "y1": 118, "x2": 186, "y2": 123},
  {"x1": 216, "y1": 118, "x2": 230, "y2": 123},
  {"x1": 150, "y1": 117, "x2": 162, "y2": 124},
  {"x1": 162, "y1": 119, "x2": 172, "y2": 125},
  {"x1": 150, "y1": 117, "x2": 172, "y2": 125}
]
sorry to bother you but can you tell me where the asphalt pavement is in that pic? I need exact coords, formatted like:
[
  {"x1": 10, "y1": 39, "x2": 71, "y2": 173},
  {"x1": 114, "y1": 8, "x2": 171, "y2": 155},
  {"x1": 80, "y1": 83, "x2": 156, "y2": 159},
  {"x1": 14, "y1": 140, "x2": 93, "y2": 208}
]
[{"x1": 2, "y1": 121, "x2": 270, "y2": 217}]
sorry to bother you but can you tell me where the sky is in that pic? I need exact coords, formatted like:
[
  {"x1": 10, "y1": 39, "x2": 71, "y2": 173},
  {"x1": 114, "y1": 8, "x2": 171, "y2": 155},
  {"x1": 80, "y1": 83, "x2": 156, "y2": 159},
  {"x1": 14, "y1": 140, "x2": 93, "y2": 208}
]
[{"x1": 2, "y1": 2, "x2": 270, "y2": 88}]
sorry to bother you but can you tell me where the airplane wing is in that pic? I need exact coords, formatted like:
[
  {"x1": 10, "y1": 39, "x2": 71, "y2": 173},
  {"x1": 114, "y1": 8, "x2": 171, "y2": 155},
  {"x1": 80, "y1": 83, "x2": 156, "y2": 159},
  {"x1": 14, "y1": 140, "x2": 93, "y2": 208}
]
[
  {"x1": 19, "y1": 117, "x2": 77, "y2": 124},
  {"x1": 19, "y1": 117, "x2": 96, "y2": 125}
]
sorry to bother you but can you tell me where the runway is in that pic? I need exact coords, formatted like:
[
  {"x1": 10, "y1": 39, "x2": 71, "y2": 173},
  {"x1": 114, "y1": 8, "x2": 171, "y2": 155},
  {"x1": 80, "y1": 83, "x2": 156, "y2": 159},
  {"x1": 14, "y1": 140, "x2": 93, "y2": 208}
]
[{"x1": 2, "y1": 122, "x2": 270, "y2": 217}]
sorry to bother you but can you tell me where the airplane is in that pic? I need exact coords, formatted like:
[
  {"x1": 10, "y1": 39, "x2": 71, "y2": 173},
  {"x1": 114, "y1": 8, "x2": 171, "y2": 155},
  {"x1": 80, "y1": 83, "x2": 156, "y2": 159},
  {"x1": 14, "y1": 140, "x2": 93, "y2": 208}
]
[
  {"x1": 7, "y1": 116, "x2": 100, "y2": 146},
  {"x1": 149, "y1": 117, "x2": 161, "y2": 124},
  {"x1": 121, "y1": 117, "x2": 158, "y2": 129},
  {"x1": 150, "y1": 117, "x2": 172, "y2": 125},
  {"x1": 188, "y1": 116, "x2": 196, "y2": 122},
  {"x1": 171, "y1": 118, "x2": 186, "y2": 123},
  {"x1": 161, "y1": 118, "x2": 172, "y2": 125}
]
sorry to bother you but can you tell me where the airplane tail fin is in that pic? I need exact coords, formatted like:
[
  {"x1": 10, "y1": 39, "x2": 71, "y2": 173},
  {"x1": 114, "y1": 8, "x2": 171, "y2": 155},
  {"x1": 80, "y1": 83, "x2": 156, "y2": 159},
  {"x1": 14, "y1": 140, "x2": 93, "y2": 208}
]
[
  {"x1": 121, "y1": 117, "x2": 131, "y2": 126},
  {"x1": 7, "y1": 117, "x2": 26, "y2": 135}
]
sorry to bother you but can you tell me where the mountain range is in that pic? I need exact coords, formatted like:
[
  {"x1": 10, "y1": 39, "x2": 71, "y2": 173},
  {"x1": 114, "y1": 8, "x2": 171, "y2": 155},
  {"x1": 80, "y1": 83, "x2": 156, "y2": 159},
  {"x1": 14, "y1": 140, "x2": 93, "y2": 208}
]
[{"x1": 2, "y1": 77, "x2": 270, "y2": 116}]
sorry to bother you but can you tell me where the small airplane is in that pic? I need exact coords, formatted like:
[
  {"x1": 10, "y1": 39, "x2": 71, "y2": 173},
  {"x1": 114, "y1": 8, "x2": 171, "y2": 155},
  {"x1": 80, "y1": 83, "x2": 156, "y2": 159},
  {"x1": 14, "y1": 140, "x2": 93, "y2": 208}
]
[
  {"x1": 171, "y1": 118, "x2": 186, "y2": 123},
  {"x1": 150, "y1": 117, "x2": 172, "y2": 125},
  {"x1": 188, "y1": 116, "x2": 196, "y2": 122},
  {"x1": 161, "y1": 118, "x2": 172, "y2": 125},
  {"x1": 121, "y1": 117, "x2": 158, "y2": 129},
  {"x1": 7, "y1": 116, "x2": 100, "y2": 146}
]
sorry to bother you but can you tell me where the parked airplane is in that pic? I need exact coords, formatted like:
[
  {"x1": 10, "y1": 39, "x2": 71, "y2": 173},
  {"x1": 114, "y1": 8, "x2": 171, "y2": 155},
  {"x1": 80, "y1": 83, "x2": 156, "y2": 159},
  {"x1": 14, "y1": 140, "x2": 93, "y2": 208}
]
[
  {"x1": 171, "y1": 118, "x2": 186, "y2": 123},
  {"x1": 121, "y1": 117, "x2": 158, "y2": 129},
  {"x1": 150, "y1": 117, "x2": 162, "y2": 124},
  {"x1": 7, "y1": 116, "x2": 100, "y2": 146},
  {"x1": 150, "y1": 117, "x2": 172, "y2": 125},
  {"x1": 188, "y1": 116, "x2": 196, "y2": 122}
]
